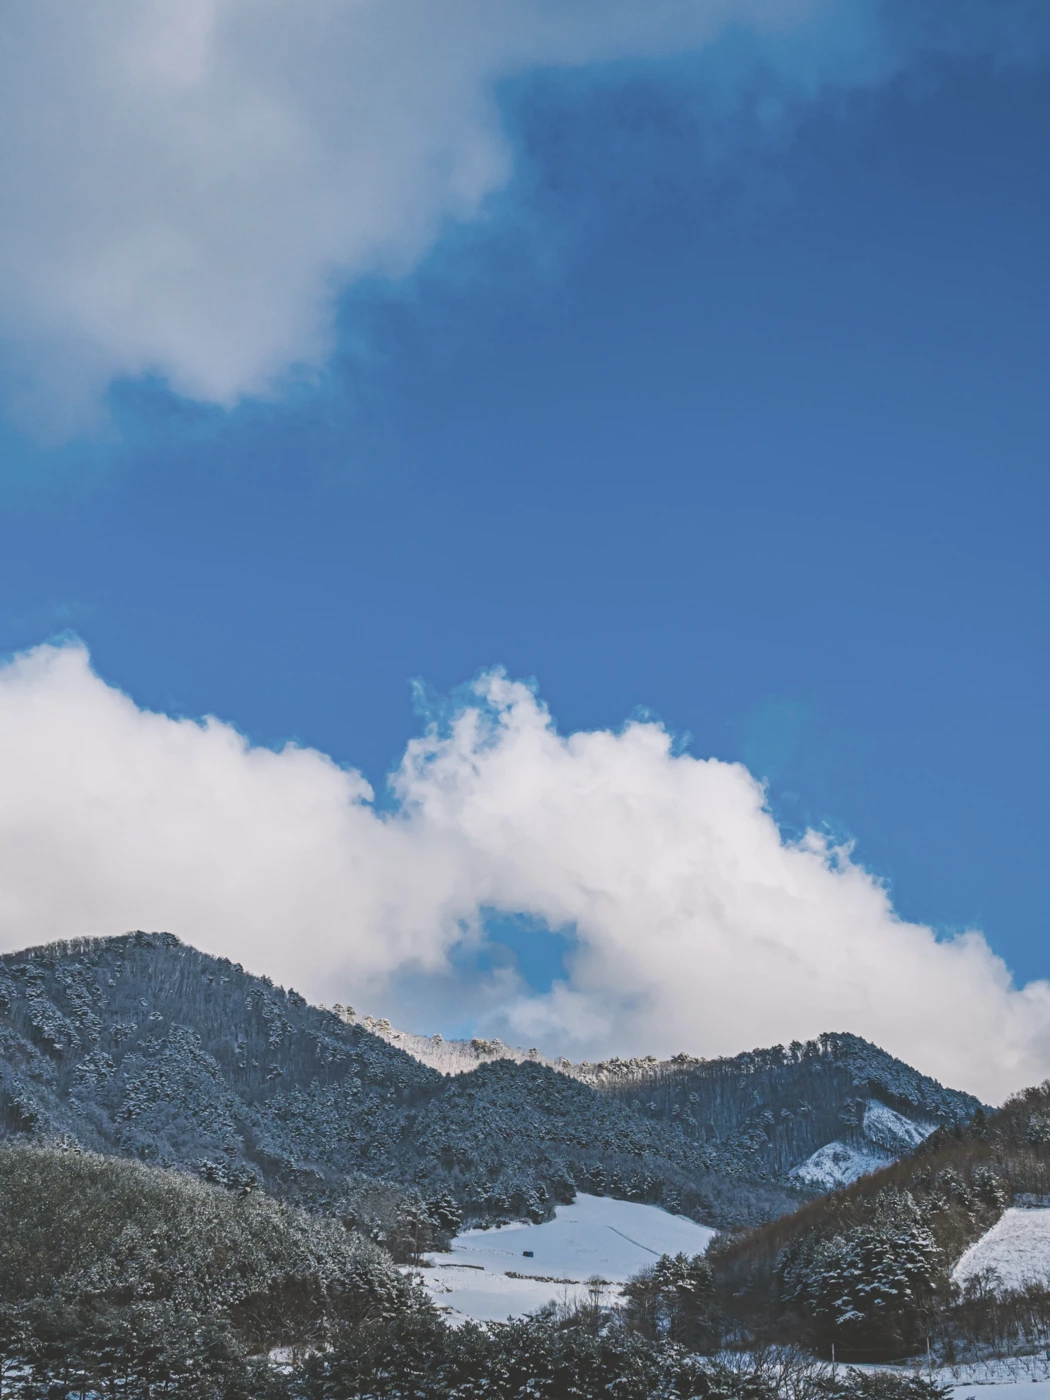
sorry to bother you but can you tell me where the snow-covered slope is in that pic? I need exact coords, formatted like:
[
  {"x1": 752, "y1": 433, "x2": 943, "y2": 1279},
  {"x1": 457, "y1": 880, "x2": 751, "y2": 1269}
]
[
  {"x1": 789, "y1": 1099, "x2": 936, "y2": 1190},
  {"x1": 333, "y1": 1012, "x2": 573, "y2": 1077},
  {"x1": 953, "y1": 1208, "x2": 1050, "y2": 1295},
  {"x1": 415, "y1": 1192, "x2": 716, "y2": 1323},
  {"x1": 789, "y1": 1140, "x2": 892, "y2": 1190},
  {"x1": 862, "y1": 1099, "x2": 935, "y2": 1153}
]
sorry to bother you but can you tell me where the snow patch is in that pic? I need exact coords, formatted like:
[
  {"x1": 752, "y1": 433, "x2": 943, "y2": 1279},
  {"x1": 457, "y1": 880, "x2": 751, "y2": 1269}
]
[
  {"x1": 790, "y1": 1140, "x2": 891, "y2": 1190},
  {"x1": 789, "y1": 1101, "x2": 935, "y2": 1190},
  {"x1": 949, "y1": 1384, "x2": 1050, "y2": 1400},
  {"x1": 326, "y1": 1009, "x2": 578, "y2": 1078},
  {"x1": 412, "y1": 1192, "x2": 716, "y2": 1324},
  {"x1": 953, "y1": 1208, "x2": 1050, "y2": 1295},
  {"x1": 862, "y1": 1099, "x2": 935, "y2": 1154}
]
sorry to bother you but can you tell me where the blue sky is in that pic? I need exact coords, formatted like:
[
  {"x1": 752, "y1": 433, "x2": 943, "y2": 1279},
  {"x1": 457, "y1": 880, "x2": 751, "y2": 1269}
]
[{"x1": 0, "y1": 3, "x2": 1047, "y2": 1088}]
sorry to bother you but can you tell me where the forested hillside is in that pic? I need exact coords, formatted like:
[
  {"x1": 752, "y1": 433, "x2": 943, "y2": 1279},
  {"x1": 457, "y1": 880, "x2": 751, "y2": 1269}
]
[
  {"x1": 0, "y1": 1145, "x2": 952, "y2": 1400},
  {"x1": 0, "y1": 931, "x2": 1009, "y2": 1395},
  {"x1": 0, "y1": 932, "x2": 795, "y2": 1229},
  {"x1": 705, "y1": 1084, "x2": 1050, "y2": 1362},
  {"x1": 580, "y1": 1035, "x2": 983, "y2": 1182},
  {"x1": 347, "y1": 1010, "x2": 982, "y2": 1186},
  {"x1": 0, "y1": 1143, "x2": 425, "y2": 1397}
]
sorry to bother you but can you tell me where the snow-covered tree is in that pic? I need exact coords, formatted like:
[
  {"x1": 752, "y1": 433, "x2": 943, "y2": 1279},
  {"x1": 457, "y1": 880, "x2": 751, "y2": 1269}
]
[{"x1": 779, "y1": 1189, "x2": 940, "y2": 1356}]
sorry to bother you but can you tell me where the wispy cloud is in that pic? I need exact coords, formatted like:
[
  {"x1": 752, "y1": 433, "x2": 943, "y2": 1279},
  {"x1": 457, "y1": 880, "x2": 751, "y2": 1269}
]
[
  {"x1": 0, "y1": 0, "x2": 1038, "y2": 435},
  {"x1": 1, "y1": 639, "x2": 1047, "y2": 1102}
]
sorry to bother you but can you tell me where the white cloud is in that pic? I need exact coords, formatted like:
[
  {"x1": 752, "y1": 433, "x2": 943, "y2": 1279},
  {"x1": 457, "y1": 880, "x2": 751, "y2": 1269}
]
[
  {"x1": 0, "y1": 0, "x2": 895, "y2": 431},
  {"x1": 1, "y1": 639, "x2": 1048, "y2": 1103}
]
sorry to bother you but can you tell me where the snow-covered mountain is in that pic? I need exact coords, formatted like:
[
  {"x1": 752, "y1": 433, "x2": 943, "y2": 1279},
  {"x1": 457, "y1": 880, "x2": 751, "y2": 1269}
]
[
  {"x1": 340, "y1": 1007, "x2": 980, "y2": 1188},
  {"x1": 0, "y1": 933, "x2": 981, "y2": 1232},
  {"x1": 0, "y1": 932, "x2": 791, "y2": 1229},
  {"x1": 331, "y1": 1013, "x2": 573, "y2": 1078}
]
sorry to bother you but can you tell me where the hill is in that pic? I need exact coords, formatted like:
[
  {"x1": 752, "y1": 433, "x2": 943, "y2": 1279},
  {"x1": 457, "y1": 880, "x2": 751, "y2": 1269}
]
[
  {"x1": 344, "y1": 1010, "x2": 983, "y2": 1186},
  {"x1": 0, "y1": 1144, "x2": 950, "y2": 1400},
  {"x1": 0, "y1": 1142, "x2": 425, "y2": 1397},
  {"x1": 577, "y1": 1034, "x2": 982, "y2": 1186},
  {"x1": 707, "y1": 1083, "x2": 1050, "y2": 1361},
  {"x1": 0, "y1": 931, "x2": 790, "y2": 1229},
  {"x1": 0, "y1": 932, "x2": 979, "y2": 1234}
]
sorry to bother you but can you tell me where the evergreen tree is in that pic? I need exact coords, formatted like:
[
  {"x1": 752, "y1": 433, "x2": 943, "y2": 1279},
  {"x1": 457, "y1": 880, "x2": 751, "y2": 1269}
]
[
  {"x1": 623, "y1": 1251, "x2": 721, "y2": 1350},
  {"x1": 779, "y1": 1189, "x2": 939, "y2": 1357}
]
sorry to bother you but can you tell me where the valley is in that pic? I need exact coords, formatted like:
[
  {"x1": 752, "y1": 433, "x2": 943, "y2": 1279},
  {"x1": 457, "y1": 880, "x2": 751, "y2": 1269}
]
[{"x1": 0, "y1": 930, "x2": 1046, "y2": 1398}]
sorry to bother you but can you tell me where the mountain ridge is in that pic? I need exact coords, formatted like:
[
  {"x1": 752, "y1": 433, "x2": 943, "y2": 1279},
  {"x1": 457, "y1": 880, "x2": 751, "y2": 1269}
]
[
  {"x1": 346, "y1": 1011, "x2": 980, "y2": 1120},
  {"x1": 0, "y1": 932, "x2": 980, "y2": 1231},
  {"x1": 340, "y1": 1007, "x2": 983, "y2": 1190}
]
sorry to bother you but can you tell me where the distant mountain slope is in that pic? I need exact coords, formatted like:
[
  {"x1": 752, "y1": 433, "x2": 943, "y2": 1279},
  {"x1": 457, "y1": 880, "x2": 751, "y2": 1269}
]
[
  {"x1": 580, "y1": 1034, "x2": 982, "y2": 1184},
  {"x1": 0, "y1": 932, "x2": 791, "y2": 1227},
  {"x1": 334, "y1": 1014, "x2": 574, "y2": 1078},
  {"x1": 342, "y1": 1011, "x2": 983, "y2": 1185}
]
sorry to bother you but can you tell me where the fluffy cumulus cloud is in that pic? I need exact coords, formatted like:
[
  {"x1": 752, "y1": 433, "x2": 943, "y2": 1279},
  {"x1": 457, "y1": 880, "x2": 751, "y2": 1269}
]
[
  {"x1": 0, "y1": 0, "x2": 957, "y2": 431},
  {"x1": 1, "y1": 640, "x2": 1049, "y2": 1103}
]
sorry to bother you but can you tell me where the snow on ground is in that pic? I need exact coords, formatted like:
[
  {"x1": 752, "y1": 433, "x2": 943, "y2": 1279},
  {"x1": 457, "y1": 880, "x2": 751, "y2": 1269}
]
[
  {"x1": 832, "y1": 1362, "x2": 1050, "y2": 1400},
  {"x1": 413, "y1": 1192, "x2": 717, "y2": 1323},
  {"x1": 416, "y1": 1265, "x2": 596, "y2": 1323},
  {"x1": 790, "y1": 1140, "x2": 892, "y2": 1190},
  {"x1": 953, "y1": 1208, "x2": 1050, "y2": 1295},
  {"x1": 828, "y1": 1368, "x2": 1050, "y2": 1400},
  {"x1": 939, "y1": 1354, "x2": 1050, "y2": 1390},
  {"x1": 862, "y1": 1100, "x2": 935, "y2": 1153},
  {"x1": 950, "y1": 1383, "x2": 1050, "y2": 1400}
]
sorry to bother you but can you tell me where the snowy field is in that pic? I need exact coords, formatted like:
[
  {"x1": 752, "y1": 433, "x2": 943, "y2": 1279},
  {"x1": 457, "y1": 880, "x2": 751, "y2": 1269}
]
[
  {"x1": 413, "y1": 1192, "x2": 716, "y2": 1323},
  {"x1": 910, "y1": 1352, "x2": 1050, "y2": 1397},
  {"x1": 950, "y1": 1382, "x2": 1050, "y2": 1400},
  {"x1": 953, "y1": 1209, "x2": 1050, "y2": 1294}
]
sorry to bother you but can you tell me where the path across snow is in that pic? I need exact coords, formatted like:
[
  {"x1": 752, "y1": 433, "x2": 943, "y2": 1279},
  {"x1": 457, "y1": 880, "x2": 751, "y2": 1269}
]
[{"x1": 413, "y1": 1192, "x2": 716, "y2": 1323}]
